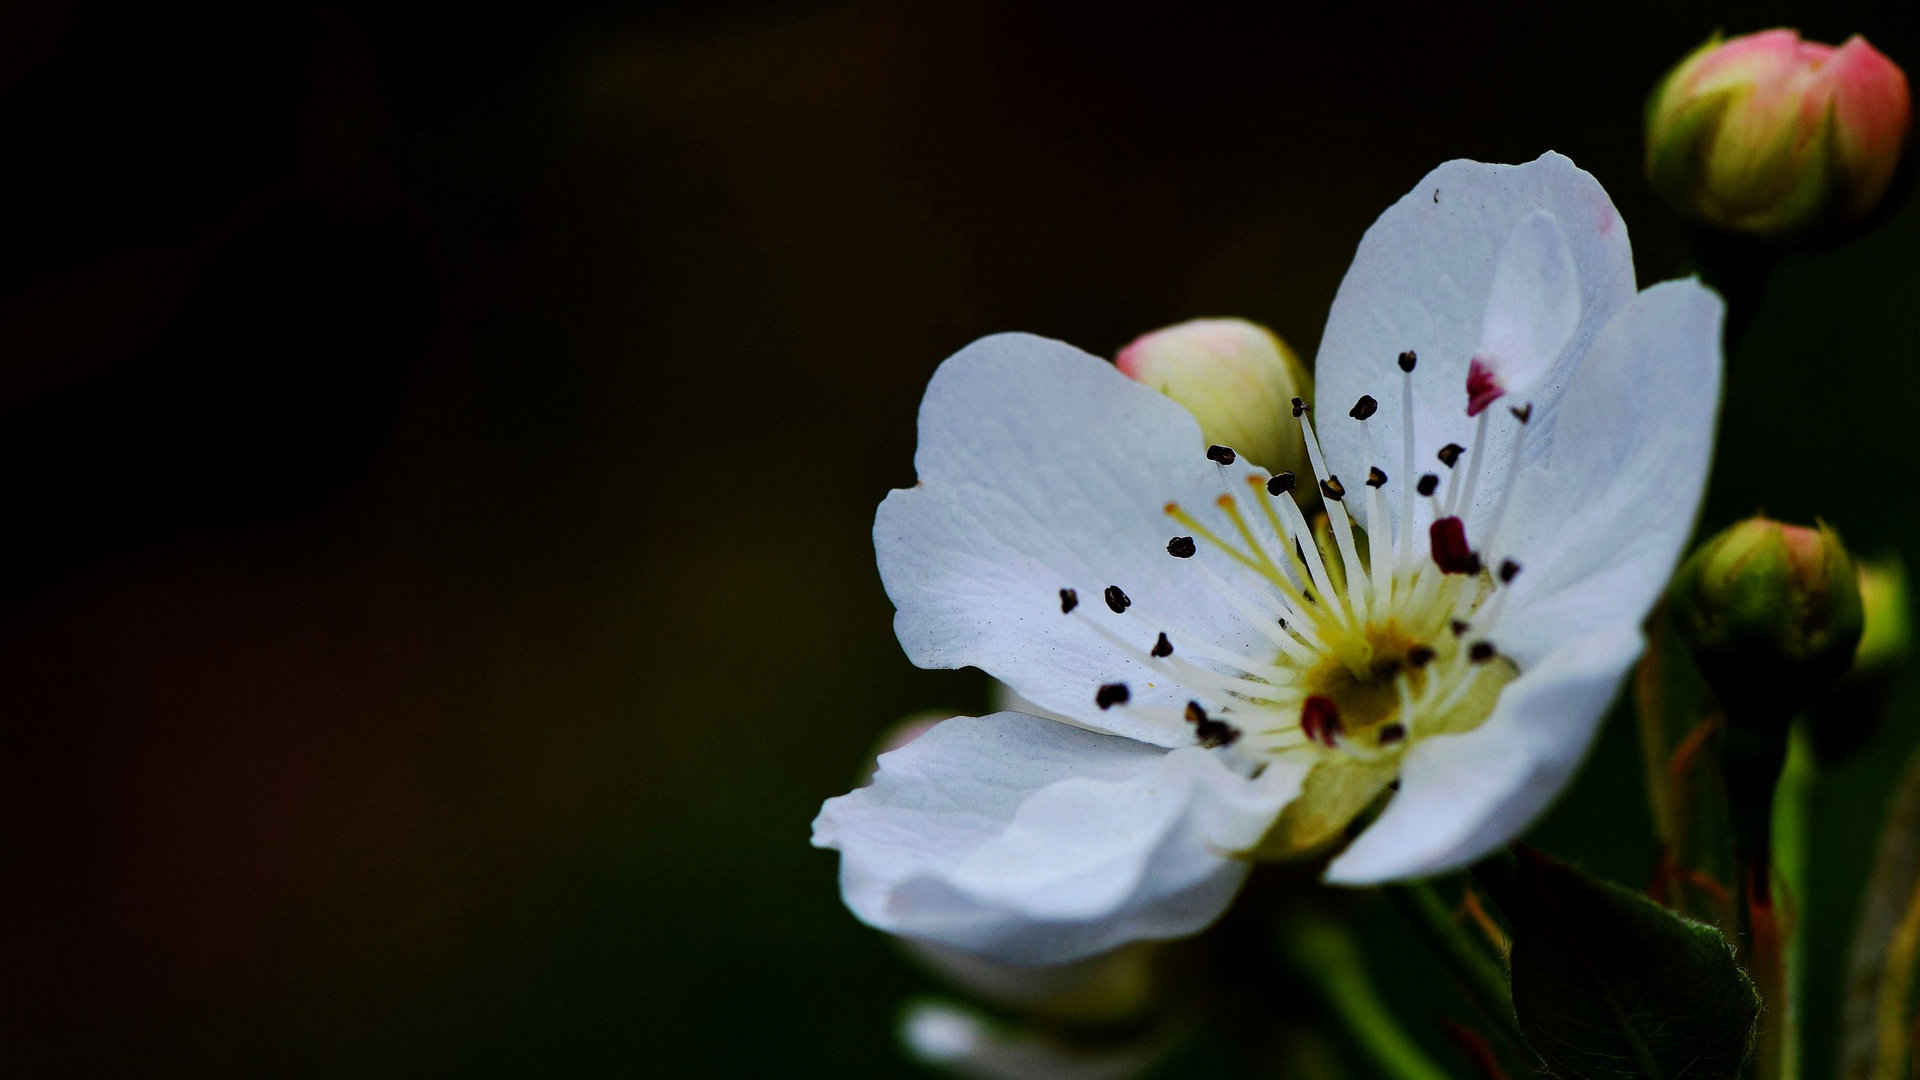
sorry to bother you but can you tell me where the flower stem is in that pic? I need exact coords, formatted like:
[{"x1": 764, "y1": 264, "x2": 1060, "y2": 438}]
[
  {"x1": 1386, "y1": 881, "x2": 1526, "y2": 1053},
  {"x1": 1767, "y1": 725, "x2": 1815, "y2": 1080},
  {"x1": 1284, "y1": 920, "x2": 1456, "y2": 1080}
]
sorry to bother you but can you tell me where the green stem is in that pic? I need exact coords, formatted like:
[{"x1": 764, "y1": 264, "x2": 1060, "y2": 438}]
[
  {"x1": 1769, "y1": 725, "x2": 1814, "y2": 1080},
  {"x1": 1285, "y1": 921, "x2": 1456, "y2": 1080},
  {"x1": 1386, "y1": 881, "x2": 1526, "y2": 1052}
]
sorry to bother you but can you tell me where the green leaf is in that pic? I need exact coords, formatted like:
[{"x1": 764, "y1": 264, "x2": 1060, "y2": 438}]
[{"x1": 1478, "y1": 849, "x2": 1760, "y2": 1080}]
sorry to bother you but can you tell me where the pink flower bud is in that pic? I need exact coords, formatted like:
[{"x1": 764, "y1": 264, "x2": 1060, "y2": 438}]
[
  {"x1": 1115, "y1": 318, "x2": 1312, "y2": 477},
  {"x1": 1646, "y1": 29, "x2": 1911, "y2": 236}
]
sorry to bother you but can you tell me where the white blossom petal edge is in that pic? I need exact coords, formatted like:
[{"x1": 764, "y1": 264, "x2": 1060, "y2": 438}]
[{"x1": 814, "y1": 152, "x2": 1723, "y2": 963}]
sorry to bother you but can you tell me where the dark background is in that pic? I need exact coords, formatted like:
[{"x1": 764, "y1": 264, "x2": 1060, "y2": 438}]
[{"x1": 4, "y1": 1, "x2": 1919, "y2": 1074}]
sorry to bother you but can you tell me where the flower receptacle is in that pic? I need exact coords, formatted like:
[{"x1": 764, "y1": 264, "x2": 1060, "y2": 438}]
[
  {"x1": 1645, "y1": 29, "x2": 1911, "y2": 237},
  {"x1": 1115, "y1": 318, "x2": 1313, "y2": 479}
]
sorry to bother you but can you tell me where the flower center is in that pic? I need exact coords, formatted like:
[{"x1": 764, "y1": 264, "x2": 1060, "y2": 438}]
[{"x1": 1058, "y1": 349, "x2": 1535, "y2": 852}]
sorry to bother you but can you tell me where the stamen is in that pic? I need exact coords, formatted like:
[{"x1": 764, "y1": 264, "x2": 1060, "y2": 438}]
[
  {"x1": 1175, "y1": 495, "x2": 1328, "y2": 638},
  {"x1": 1301, "y1": 696, "x2": 1342, "y2": 748},
  {"x1": 1096, "y1": 682, "x2": 1130, "y2": 709},
  {"x1": 1167, "y1": 535, "x2": 1197, "y2": 559},
  {"x1": 1416, "y1": 473, "x2": 1439, "y2": 496},
  {"x1": 1378, "y1": 723, "x2": 1407, "y2": 746},
  {"x1": 1350, "y1": 395, "x2": 1379, "y2": 420},
  {"x1": 1450, "y1": 619, "x2": 1469, "y2": 636},
  {"x1": 1185, "y1": 558, "x2": 1325, "y2": 664},
  {"x1": 1291, "y1": 397, "x2": 1308, "y2": 418},
  {"x1": 1206, "y1": 444, "x2": 1237, "y2": 465},
  {"x1": 1074, "y1": 607, "x2": 1300, "y2": 701},
  {"x1": 1059, "y1": 588, "x2": 1079, "y2": 614},
  {"x1": 1186, "y1": 701, "x2": 1242, "y2": 748},
  {"x1": 1298, "y1": 405, "x2": 1373, "y2": 624},
  {"x1": 1265, "y1": 490, "x2": 1348, "y2": 634},
  {"x1": 1397, "y1": 357, "x2": 1417, "y2": 576},
  {"x1": 1365, "y1": 474, "x2": 1392, "y2": 608},
  {"x1": 1266, "y1": 471, "x2": 1296, "y2": 496},
  {"x1": 1465, "y1": 356, "x2": 1504, "y2": 416},
  {"x1": 1165, "y1": 503, "x2": 1280, "y2": 584},
  {"x1": 1449, "y1": 409, "x2": 1492, "y2": 517},
  {"x1": 1104, "y1": 585, "x2": 1132, "y2": 613},
  {"x1": 1429, "y1": 516, "x2": 1481, "y2": 575},
  {"x1": 1407, "y1": 644, "x2": 1436, "y2": 668},
  {"x1": 1498, "y1": 559, "x2": 1521, "y2": 584},
  {"x1": 1437, "y1": 443, "x2": 1465, "y2": 468},
  {"x1": 1469, "y1": 641, "x2": 1496, "y2": 663},
  {"x1": 1474, "y1": 404, "x2": 1532, "y2": 561},
  {"x1": 1151, "y1": 632, "x2": 1173, "y2": 658},
  {"x1": 1216, "y1": 495, "x2": 1287, "y2": 581},
  {"x1": 1510, "y1": 403, "x2": 1533, "y2": 424}
]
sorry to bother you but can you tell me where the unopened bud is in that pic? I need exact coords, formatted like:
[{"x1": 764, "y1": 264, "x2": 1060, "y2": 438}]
[
  {"x1": 1668, "y1": 517, "x2": 1865, "y2": 723},
  {"x1": 1646, "y1": 29, "x2": 1911, "y2": 236},
  {"x1": 1115, "y1": 318, "x2": 1312, "y2": 476}
]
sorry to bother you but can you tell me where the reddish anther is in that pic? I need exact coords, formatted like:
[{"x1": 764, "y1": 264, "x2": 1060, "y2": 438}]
[
  {"x1": 1429, "y1": 515, "x2": 1481, "y2": 574},
  {"x1": 1465, "y1": 356, "x2": 1505, "y2": 416},
  {"x1": 1300, "y1": 695, "x2": 1343, "y2": 747}
]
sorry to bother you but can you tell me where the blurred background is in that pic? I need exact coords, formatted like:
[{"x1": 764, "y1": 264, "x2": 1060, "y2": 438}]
[{"x1": 4, "y1": 0, "x2": 1919, "y2": 1074}]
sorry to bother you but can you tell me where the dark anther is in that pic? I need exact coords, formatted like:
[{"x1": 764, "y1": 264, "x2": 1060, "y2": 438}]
[
  {"x1": 1206, "y1": 444, "x2": 1237, "y2": 465},
  {"x1": 1291, "y1": 397, "x2": 1308, "y2": 418},
  {"x1": 1167, "y1": 535, "x2": 1197, "y2": 559},
  {"x1": 1350, "y1": 395, "x2": 1379, "y2": 421},
  {"x1": 1185, "y1": 701, "x2": 1241, "y2": 748},
  {"x1": 1059, "y1": 588, "x2": 1079, "y2": 614},
  {"x1": 1416, "y1": 473, "x2": 1439, "y2": 497},
  {"x1": 1367, "y1": 466, "x2": 1388, "y2": 488},
  {"x1": 1372, "y1": 657, "x2": 1403, "y2": 680},
  {"x1": 1450, "y1": 619, "x2": 1469, "y2": 637},
  {"x1": 1389, "y1": 778, "x2": 1403, "y2": 791},
  {"x1": 1096, "y1": 682, "x2": 1131, "y2": 709},
  {"x1": 1428, "y1": 516, "x2": 1480, "y2": 574},
  {"x1": 1437, "y1": 443, "x2": 1465, "y2": 468},
  {"x1": 1469, "y1": 641, "x2": 1496, "y2": 664},
  {"x1": 1407, "y1": 644, "x2": 1436, "y2": 668},
  {"x1": 1151, "y1": 632, "x2": 1174, "y2": 658},
  {"x1": 1510, "y1": 402, "x2": 1534, "y2": 424},
  {"x1": 1277, "y1": 616, "x2": 1289, "y2": 629},
  {"x1": 1104, "y1": 585, "x2": 1132, "y2": 613},
  {"x1": 1294, "y1": 538, "x2": 1308, "y2": 565},
  {"x1": 1498, "y1": 558, "x2": 1521, "y2": 584},
  {"x1": 1266, "y1": 471, "x2": 1297, "y2": 496},
  {"x1": 1320, "y1": 476, "x2": 1346, "y2": 501},
  {"x1": 1398, "y1": 350, "x2": 1418, "y2": 372},
  {"x1": 1378, "y1": 723, "x2": 1408, "y2": 746},
  {"x1": 1301, "y1": 696, "x2": 1343, "y2": 748}
]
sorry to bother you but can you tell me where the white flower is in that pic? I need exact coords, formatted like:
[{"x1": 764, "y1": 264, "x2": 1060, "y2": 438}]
[{"x1": 813, "y1": 153, "x2": 1724, "y2": 965}]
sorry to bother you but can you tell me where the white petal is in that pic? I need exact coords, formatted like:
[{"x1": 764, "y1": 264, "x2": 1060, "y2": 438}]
[
  {"x1": 1324, "y1": 622, "x2": 1643, "y2": 884},
  {"x1": 813, "y1": 711, "x2": 1302, "y2": 965},
  {"x1": 1492, "y1": 279, "x2": 1725, "y2": 663},
  {"x1": 1476, "y1": 210, "x2": 1581, "y2": 402},
  {"x1": 1314, "y1": 153, "x2": 1637, "y2": 544},
  {"x1": 876, "y1": 332, "x2": 1286, "y2": 745}
]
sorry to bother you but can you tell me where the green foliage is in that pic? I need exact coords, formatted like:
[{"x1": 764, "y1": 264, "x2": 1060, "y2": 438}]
[{"x1": 1480, "y1": 850, "x2": 1759, "y2": 1080}]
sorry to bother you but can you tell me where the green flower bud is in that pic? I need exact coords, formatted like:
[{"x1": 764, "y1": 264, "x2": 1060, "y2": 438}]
[
  {"x1": 1115, "y1": 318, "x2": 1312, "y2": 477},
  {"x1": 1646, "y1": 29, "x2": 1912, "y2": 237},
  {"x1": 1668, "y1": 517, "x2": 1865, "y2": 723}
]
